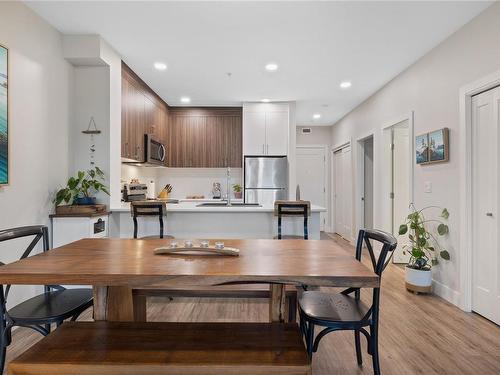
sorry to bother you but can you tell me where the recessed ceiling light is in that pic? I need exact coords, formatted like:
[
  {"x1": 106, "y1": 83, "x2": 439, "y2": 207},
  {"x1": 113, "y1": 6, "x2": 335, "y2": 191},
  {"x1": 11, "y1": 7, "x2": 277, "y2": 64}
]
[
  {"x1": 180, "y1": 97, "x2": 191, "y2": 104},
  {"x1": 265, "y1": 63, "x2": 278, "y2": 71},
  {"x1": 313, "y1": 113, "x2": 321, "y2": 119},
  {"x1": 154, "y1": 62, "x2": 167, "y2": 71},
  {"x1": 340, "y1": 81, "x2": 352, "y2": 89},
  {"x1": 261, "y1": 99, "x2": 271, "y2": 103}
]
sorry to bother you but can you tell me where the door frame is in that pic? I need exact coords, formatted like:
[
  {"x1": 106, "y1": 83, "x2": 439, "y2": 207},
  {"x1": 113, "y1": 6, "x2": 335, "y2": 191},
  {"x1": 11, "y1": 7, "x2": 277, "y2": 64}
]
[
  {"x1": 459, "y1": 68, "x2": 500, "y2": 312},
  {"x1": 356, "y1": 131, "x2": 376, "y2": 234},
  {"x1": 381, "y1": 112, "x2": 415, "y2": 236},
  {"x1": 331, "y1": 139, "x2": 353, "y2": 241},
  {"x1": 296, "y1": 144, "x2": 328, "y2": 230}
]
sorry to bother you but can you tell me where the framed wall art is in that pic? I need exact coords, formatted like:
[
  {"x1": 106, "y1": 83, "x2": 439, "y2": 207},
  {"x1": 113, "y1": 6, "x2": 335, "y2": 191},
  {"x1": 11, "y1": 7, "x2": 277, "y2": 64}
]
[
  {"x1": 428, "y1": 128, "x2": 449, "y2": 163},
  {"x1": 415, "y1": 127, "x2": 449, "y2": 165},
  {"x1": 0, "y1": 44, "x2": 8, "y2": 185},
  {"x1": 415, "y1": 133, "x2": 429, "y2": 165}
]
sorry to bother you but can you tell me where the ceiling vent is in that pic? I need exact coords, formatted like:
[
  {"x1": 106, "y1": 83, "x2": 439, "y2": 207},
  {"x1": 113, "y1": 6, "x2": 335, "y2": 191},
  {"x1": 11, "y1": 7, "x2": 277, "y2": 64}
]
[{"x1": 301, "y1": 128, "x2": 312, "y2": 134}]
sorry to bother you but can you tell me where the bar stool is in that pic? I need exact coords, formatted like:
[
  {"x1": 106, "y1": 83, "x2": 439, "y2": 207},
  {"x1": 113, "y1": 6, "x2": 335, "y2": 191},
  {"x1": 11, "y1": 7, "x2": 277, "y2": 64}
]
[
  {"x1": 131, "y1": 201, "x2": 174, "y2": 239},
  {"x1": 274, "y1": 200, "x2": 311, "y2": 240}
]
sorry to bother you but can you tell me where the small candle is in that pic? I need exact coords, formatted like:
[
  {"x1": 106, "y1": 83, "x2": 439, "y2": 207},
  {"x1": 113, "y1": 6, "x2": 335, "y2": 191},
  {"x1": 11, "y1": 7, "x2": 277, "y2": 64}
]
[
  {"x1": 169, "y1": 242, "x2": 178, "y2": 248},
  {"x1": 184, "y1": 240, "x2": 193, "y2": 248},
  {"x1": 200, "y1": 240, "x2": 209, "y2": 248},
  {"x1": 215, "y1": 242, "x2": 224, "y2": 249}
]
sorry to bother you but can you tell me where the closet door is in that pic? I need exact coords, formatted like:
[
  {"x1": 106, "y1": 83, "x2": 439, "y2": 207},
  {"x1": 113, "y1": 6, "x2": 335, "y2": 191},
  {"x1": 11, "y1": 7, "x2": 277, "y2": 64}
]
[
  {"x1": 472, "y1": 87, "x2": 500, "y2": 325},
  {"x1": 333, "y1": 145, "x2": 352, "y2": 240}
]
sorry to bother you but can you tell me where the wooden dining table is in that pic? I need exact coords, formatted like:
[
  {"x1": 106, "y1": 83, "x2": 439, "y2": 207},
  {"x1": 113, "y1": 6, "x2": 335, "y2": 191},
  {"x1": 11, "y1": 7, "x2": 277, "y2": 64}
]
[{"x1": 0, "y1": 238, "x2": 379, "y2": 323}]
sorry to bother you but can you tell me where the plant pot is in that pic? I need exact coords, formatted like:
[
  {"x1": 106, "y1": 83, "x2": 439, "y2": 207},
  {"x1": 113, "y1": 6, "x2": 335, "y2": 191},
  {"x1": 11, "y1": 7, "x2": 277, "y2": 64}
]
[
  {"x1": 405, "y1": 266, "x2": 432, "y2": 294},
  {"x1": 234, "y1": 192, "x2": 242, "y2": 199},
  {"x1": 75, "y1": 197, "x2": 97, "y2": 205}
]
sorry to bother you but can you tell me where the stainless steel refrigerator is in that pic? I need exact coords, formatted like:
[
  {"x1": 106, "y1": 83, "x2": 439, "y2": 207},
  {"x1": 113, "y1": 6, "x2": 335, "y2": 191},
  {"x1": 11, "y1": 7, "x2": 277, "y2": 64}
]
[{"x1": 244, "y1": 156, "x2": 288, "y2": 205}]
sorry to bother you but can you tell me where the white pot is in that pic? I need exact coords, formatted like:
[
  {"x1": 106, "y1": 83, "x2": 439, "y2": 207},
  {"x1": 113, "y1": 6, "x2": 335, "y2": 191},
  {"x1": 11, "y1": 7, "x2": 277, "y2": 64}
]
[{"x1": 405, "y1": 266, "x2": 432, "y2": 294}]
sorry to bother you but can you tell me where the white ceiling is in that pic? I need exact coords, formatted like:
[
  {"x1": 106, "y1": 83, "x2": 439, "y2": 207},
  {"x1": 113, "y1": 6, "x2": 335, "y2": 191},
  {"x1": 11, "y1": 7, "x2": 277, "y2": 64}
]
[{"x1": 26, "y1": 1, "x2": 490, "y2": 126}]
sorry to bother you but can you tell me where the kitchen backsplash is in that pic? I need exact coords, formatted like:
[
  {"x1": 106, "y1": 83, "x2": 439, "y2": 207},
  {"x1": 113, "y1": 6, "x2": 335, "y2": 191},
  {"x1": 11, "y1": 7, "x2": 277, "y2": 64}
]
[{"x1": 121, "y1": 165, "x2": 243, "y2": 199}]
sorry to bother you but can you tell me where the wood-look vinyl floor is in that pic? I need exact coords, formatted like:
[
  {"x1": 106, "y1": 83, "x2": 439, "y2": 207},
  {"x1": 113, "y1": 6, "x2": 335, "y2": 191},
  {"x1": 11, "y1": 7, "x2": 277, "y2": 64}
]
[{"x1": 5, "y1": 234, "x2": 500, "y2": 374}]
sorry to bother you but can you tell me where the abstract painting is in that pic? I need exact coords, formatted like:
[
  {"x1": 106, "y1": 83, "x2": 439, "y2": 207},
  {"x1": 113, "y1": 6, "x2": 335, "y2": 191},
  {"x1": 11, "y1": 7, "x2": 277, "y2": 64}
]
[
  {"x1": 415, "y1": 133, "x2": 429, "y2": 164},
  {"x1": 0, "y1": 44, "x2": 7, "y2": 185},
  {"x1": 428, "y1": 128, "x2": 449, "y2": 163}
]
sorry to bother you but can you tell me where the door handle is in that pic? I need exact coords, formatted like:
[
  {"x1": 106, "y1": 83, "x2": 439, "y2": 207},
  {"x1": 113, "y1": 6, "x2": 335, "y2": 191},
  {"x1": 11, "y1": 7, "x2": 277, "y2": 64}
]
[
  {"x1": 486, "y1": 212, "x2": 493, "y2": 217},
  {"x1": 262, "y1": 144, "x2": 265, "y2": 154}
]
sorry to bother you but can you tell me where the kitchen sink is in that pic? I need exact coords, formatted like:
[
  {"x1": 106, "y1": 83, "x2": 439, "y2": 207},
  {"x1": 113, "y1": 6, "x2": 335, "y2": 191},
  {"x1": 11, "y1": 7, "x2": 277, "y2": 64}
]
[{"x1": 196, "y1": 202, "x2": 261, "y2": 207}]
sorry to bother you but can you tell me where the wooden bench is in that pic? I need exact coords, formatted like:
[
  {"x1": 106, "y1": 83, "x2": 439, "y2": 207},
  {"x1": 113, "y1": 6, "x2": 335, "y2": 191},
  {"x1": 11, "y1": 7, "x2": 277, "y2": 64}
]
[
  {"x1": 8, "y1": 321, "x2": 311, "y2": 375},
  {"x1": 132, "y1": 284, "x2": 299, "y2": 322}
]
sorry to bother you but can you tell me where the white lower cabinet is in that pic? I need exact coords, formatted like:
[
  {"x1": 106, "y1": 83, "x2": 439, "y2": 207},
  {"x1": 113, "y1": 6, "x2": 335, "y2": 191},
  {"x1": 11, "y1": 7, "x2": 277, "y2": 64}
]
[{"x1": 51, "y1": 214, "x2": 109, "y2": 248}]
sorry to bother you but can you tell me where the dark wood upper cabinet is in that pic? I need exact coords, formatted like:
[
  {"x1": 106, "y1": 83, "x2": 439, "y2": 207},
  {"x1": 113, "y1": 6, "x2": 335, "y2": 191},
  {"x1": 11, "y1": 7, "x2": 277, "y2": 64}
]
[
  {"x1": 121, "y1": 63, "x2": 169, "y2": 162},
  {"x1": 122, "y1": 62, "x2": 241, "y2": 167},
  {"x1": 169, "y1": 108, "x2": 242, "y2": 168}
]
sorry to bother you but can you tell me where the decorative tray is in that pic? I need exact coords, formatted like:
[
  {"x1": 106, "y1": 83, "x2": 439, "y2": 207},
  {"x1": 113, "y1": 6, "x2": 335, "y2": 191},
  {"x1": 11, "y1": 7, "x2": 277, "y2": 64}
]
[{"x1": 154, "y1": 241, "x2": 239, "y2": 256}]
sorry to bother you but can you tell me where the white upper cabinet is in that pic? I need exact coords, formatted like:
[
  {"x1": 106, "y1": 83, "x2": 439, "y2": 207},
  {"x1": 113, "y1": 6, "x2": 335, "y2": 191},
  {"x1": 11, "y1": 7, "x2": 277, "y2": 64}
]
[
  {"x1": 265, "y1": 110, "x2": 289, "y2": 155},
  {"x1": 243, "y1": 103, "x2": 289, "y2": 156},
  {"x1": 242, "y1": 111, "x2": 266, "y2": 155}
]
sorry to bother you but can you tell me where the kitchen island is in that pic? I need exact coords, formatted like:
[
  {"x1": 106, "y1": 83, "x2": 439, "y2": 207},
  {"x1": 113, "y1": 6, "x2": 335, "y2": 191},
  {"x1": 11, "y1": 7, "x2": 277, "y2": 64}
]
[{"x1": 110, "y1": 200, "x2": 326, "y2": 239}]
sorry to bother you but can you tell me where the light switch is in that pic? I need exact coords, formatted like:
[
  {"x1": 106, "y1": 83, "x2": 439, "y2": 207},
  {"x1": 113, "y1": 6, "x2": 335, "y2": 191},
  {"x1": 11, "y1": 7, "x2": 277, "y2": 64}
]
[{"x1": 424, "y1": 181, "x2": 432, "y2": 193}]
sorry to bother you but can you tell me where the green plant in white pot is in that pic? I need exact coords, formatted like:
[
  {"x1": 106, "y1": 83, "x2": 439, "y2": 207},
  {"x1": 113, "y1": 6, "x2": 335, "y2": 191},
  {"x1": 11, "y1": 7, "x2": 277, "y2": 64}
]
[{"x1": 398, "y1": 204, "x2": 450, "y2": 294}]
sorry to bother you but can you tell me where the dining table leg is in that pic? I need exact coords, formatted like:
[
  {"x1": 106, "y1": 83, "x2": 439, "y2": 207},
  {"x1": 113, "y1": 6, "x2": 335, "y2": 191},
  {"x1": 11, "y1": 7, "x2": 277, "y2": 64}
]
[
  {"x1": 92, "y1": 286, "x2": 135, "y2": 321},
  {"x1": 269, "y1": 284, "x2": 286, "y2": 323}
]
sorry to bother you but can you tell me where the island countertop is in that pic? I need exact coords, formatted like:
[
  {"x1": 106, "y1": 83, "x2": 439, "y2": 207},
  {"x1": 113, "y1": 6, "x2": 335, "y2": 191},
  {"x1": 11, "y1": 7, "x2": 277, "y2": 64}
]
[{"x1": 111, "y1": 200, "x2": 327, "y2": 213}]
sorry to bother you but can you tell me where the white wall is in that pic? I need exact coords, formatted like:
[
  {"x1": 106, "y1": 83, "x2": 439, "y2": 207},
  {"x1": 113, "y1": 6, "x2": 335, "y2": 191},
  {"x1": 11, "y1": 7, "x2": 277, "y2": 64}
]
[
  {"x1": 0, "y1": 2, "x2": 72, "y2": 307},
  {"x1": 71, "y1": 67, "x2": 110, "y2": 205},
  {"x1": 63, "y1": 35, "x2": 122, "y2": 209},
  {"x1": 297, "y1": 126, "x2": 332, "y2": 146},
  {"x1": 330, "y1": 3, "x2": 500, "y2": 305}
]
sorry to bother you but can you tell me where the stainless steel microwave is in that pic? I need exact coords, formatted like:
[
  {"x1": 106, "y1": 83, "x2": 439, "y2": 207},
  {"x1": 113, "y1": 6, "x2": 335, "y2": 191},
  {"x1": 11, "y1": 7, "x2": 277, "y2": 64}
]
[{"x1": 145, "y1": 134, "x2": 166, "y2": 166}]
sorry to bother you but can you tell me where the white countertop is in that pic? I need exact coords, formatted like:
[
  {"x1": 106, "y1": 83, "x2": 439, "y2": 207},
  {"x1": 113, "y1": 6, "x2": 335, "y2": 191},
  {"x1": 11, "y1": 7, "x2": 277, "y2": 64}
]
[{"x1": 112, "y1": 200, "x2": 326, "y2": 213}]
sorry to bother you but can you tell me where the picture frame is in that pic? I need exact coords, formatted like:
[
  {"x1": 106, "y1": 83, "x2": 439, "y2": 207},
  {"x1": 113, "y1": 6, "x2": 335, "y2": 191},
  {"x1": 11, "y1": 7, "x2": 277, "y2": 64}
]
[
  {"x1": 0, "y1": 43, "x2": 8, "y2": 185},
  {"x1": 428, "y1": 127, "x2": 449, "y2": 164},
  {"x1": 415, "y1": 133, "x2": 429, "y2": 164},
  {"x1": 415, "y1": 127, "x2": 449, "y2": 165}
]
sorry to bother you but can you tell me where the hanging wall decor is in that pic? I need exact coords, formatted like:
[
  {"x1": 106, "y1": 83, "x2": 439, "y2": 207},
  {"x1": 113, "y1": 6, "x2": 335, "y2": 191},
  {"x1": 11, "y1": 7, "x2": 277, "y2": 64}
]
[
  {"x1": 0, "y1": 44, "x2": 8, "y2": 185},
  {"x1": 415, "y1": 133, "x2": 429, "y2": 165},
  {"x1": 416, "y1": 127, "x2": 449, "y2": 165},
  {"x1": 82, "y1": 117, "x2": 101, "y2": 168}
]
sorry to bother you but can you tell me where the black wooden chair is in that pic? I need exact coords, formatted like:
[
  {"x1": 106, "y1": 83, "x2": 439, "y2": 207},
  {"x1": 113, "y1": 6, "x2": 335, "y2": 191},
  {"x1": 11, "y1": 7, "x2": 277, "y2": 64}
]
[
  {"x1": 298, "y1": 229, "x2": 397, "y2": 375},
  {"x1": 0, "y1": 225, "x2": 93, "y2": 373},
  {"x1": 131, "y1": 201, "x2": 174, "y2": 239},
  {"x1": 274, "y1": 200, "x2": 311, "y2": 240}
]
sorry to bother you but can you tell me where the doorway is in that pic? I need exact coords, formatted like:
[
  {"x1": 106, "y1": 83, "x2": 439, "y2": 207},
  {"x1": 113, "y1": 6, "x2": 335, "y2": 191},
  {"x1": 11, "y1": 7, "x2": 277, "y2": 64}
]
[
  {"x1": 471, "y1": 86, "x2": 500, "y2": 325},
  {"x1": 296, "y1": 146, "x2": 327, "y2": 231},
  {"x1": 360, "y1": 136, "x2": 374, "y2": 230},
  {"x1": 332, "y1": 143, "x2": 352, "y2": 241},
  {"x1": 385, "y1": 120, "x2": 411, "y2": 263}
]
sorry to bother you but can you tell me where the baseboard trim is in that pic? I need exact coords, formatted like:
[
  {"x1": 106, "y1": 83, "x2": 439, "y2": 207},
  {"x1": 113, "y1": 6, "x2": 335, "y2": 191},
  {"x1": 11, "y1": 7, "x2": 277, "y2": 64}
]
[{"x1": 432, "y1": 279, "x2": 461, "y2": 307}]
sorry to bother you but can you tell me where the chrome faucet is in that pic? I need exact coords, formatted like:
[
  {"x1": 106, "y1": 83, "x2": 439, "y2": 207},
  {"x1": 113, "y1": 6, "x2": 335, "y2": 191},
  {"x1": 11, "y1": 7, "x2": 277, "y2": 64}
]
[{"x1": 226, "y1": 166, "x2": 231, "y2": 206}]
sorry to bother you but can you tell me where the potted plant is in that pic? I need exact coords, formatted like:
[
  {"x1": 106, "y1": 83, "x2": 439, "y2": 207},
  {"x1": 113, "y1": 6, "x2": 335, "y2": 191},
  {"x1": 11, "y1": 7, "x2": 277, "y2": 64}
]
[
  {"x1": 55, "y1": 167, "x2": 110, "y2": 206},
  {"x1": 233, "y1": 184, "x2": 242, "y2": 199},
  {"x1": 398, "y1": 204, "x2": 450, "y2": 294}
]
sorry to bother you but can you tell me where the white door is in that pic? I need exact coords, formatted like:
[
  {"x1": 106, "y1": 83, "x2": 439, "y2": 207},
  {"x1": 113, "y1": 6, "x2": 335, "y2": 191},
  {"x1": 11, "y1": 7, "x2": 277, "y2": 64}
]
[
  {"x1": 265, "y1": 111, "x2": 289, "y2": 155},
  {"x1": 392, "y1": 123, "x2": 411, "y2": 263},
  {"x1": 243, "y1": 111, "x2": 266, "y2": 155},
  {"x1": 333, "y1": 145, "x2": 352, "y2": 240},
  {"x1": 472, "y1": 87, "x2": 500, "y2": 325},
  {"x1": 296, "y1": 147, "x2": 327, "y2": 230}
]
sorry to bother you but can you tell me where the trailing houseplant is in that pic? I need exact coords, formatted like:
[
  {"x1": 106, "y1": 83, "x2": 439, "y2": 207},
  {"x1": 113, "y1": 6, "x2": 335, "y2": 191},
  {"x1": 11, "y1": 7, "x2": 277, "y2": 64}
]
[
  {"x1": 398, "y1": 204, "x2": 450, "y2": 293},
  {"x1": 55, "y1": 167, "x2": 110, "y2": 206},
  {"x1": 233, "y1": 183, "x2": 242, "y2": 199}
]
